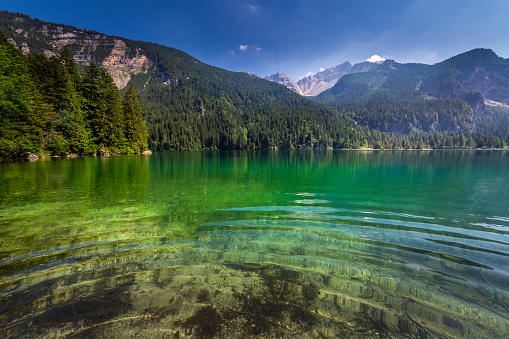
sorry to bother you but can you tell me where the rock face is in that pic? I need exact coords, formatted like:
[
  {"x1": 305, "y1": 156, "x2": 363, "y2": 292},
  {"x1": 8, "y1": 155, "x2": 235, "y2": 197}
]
[
  {"x1": 297, "y1": 62, "x2": 353, "y2": 96},
  {"x1": 350, "y1": 61, "x2": 381, "y2": 73},
  {"x1": 102, "y1": 39, "x2": 153, "y2": 88},
  {"x1": 2, "y1": 12, "x2": 154, "y2": 89},
  {"x1": 264, "y1": 73, "x2": 303, "y2": 95},
  {"x1": 264, "y1": 60, "x2": 382, "y2": 97}
]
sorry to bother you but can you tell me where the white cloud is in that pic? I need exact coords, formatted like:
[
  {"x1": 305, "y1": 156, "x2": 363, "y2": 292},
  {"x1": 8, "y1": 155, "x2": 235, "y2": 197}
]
[
  {"x1": 238, "y1": 45, "x2": 263, "y2": 53},
  {"x1": 246, "y1": 4, "x2": 257, "y2": 11},
  {"x1": 319, "y1": 68, "x2": 324, "y2": 72},
  {"x1": 366, "y1": 54, "x2": 385, "y2": 63}
]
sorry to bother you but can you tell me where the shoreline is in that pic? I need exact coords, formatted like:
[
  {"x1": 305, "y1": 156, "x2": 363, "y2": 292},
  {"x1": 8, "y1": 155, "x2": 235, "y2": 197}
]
[{"x1": 2, "y1": 148, "x2": 509, "y2": 162}]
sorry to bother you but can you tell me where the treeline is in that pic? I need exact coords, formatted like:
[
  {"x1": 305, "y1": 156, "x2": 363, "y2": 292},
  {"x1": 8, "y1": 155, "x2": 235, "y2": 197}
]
[
  {"x1": 133, "y1": 73, "x2": 504, "y2": 151},
  {"x1": 328, "y1": 93, "x2": 505, "y2": 149},
  {"x1": 0, "y1": 30, "x2": 147, "y2": 158},
  {"x1": 138, "y1": 77, "x2": 361, "y2": 150},
  {"x1": 334, "y1": 90, "x2": 476, "y2": 134},
  {"x1": 127, "y1": 57, "x2": 371, "y2": 151}
]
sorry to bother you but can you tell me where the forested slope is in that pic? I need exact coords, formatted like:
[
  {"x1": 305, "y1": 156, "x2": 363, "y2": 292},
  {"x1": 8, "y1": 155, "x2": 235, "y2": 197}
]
[
  {"x1": 0, "y1": 30, "x2": 147, "y2": 158},
  {"x1": 313, "y1": 50, "x2": 509, "y2": 145}
]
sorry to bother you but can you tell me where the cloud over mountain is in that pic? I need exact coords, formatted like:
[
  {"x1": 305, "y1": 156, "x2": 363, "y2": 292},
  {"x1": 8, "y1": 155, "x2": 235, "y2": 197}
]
[{"x1": 366, "y1": 55, "x2": 385, "y2": 63}]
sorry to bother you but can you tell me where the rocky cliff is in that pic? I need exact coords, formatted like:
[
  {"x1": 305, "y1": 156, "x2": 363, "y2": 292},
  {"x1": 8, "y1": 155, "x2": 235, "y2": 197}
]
[
  {"x1": 1, "y1": 11, "x2": 153, "y2": 89},
  {"x1": 265, "y1": 60, "x2": 383, "y2": 97},
  {"x1": 264, "y1": 73, "x2": 303, "y2": 95},
  {"x1": 297, "y1": 61, "x2": 353, "y2": 96}
]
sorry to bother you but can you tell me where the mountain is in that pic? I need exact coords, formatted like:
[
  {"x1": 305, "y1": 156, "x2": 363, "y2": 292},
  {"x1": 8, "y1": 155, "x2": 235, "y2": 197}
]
[
  {"x1": 264, "y1": 73, "x2": 303, "y2": 95},
  {"x1": 314, "y1": 59, "x2": 420, "y2": 104},
  {"x1": 0, "y1": 10, "x2": 380, "y2": 153},
  {"x1": 265, "y1": 60, "x2": 382, "y2": 97},
  {"x1": 314, "y1": 49, "x2": 509, "y2": 108},
  {"x1": 1, "y1": 13, "x2": 154, "y2": 90},
  {"x1": 426, "y1": 48, "x2": 509, "y2": 105},
  {"x1": 297, "y1": 61, "x2": 352, "y2": 96},
  {"x1": 312, "y1": 50, "x2": 509, "y2": 142}
]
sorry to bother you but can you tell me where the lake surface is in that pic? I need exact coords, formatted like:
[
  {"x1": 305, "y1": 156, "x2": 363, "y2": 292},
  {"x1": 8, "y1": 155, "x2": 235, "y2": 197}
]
[{"x1": 1, "y1": 150, "x2": 508, "y2": 338}]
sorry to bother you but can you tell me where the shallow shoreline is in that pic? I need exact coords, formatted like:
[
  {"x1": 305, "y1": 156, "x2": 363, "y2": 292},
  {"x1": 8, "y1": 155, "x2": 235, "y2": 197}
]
[
  {"x1": 7, "y1": 148, "x2": 509, "y2": 160},
  {"x1": 2, "y1": 148, "x2": 509, "y2": 162}
]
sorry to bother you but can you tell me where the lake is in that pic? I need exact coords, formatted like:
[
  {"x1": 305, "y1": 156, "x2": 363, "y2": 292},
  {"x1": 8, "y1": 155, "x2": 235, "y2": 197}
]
[{"x1": 1, "y1": 150, "x2": 508, "y2": 338}]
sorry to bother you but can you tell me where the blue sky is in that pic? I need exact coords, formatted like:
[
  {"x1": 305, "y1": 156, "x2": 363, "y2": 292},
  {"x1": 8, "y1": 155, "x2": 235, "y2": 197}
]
[{"x1": 2, "y1": 0, "x2": 509, "y2": 80}]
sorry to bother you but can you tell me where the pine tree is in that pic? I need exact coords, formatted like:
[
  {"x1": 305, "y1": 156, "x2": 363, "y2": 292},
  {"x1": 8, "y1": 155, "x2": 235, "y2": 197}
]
[
  {"x1": 61, "y1": 74, "x2": 93, "y2": 154},
  {"x1": 99, "y1": 69, "x2": 125, "y2": 151},
  {"x1": 122, "y1": 85, "x2": 148, "y2": 153},
  {"x1": 82, "y1": 64, "x2": 124, "y2": 152},
  {"x1": 0, "y1": 30, "x2": 45, "y2": 157}
]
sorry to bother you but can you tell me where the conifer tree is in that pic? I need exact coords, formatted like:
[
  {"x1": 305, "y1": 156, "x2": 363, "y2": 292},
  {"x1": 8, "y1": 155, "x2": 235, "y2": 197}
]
[
  {"x1": 98, "y1": 69, "x2": 125, "y2": 151},
  {"x1": 0, "y1": 30, "x2": 45, "y2": 157},
  {"x1": 122, "y1": 85, "x2": 148, "y2": 152},
  {"x1": 82, "y1": 64, "x2": 124, "y2": 152},
  {"x1": 56, "y1": 50, "x2": 92, "y2": 153}
]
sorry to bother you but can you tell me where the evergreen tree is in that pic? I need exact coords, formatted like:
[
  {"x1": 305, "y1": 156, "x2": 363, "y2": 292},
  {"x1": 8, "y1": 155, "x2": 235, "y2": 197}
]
[
  {"x1": 99, "y1": 69, "x2": 125, "y2": 151},
  {"x1": 82, "y1": 64, "x2": 125, "y2": 152},
  {"x1": 0, "y1": 30, "x2": 150, "y2": 158},
  {"x1": 0, "y1": 30, "x2": 45, "y2": 157},
  {"x1": 122, "y1": 85, "x2": 148, "y2": 152},
  {"x1": 26, "y1": 50, "x2": 92, "y2": 154}
]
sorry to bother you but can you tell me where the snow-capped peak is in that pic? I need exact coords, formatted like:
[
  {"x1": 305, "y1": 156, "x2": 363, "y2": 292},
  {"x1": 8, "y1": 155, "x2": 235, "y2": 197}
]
[{"x1": 366, "y1": 55, "x2": 385, "y2": 63}]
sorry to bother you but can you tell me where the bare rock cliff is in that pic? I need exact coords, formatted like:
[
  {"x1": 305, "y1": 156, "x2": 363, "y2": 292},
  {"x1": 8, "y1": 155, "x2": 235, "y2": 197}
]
[
  {"x1": 101, "y1": 39, "x2": 153, "y2": 88},
  {"x1": 4, "y1": 15, "x2": 154, "y2": 89},
  {"x1": 264, "y1": 73, "x2": 303, "y2": 95},
  {"x1": 297, "y1": 61, "x2": 353, "y2": 96},
  {"x1": 264, "y1": 60, "x2": 380, "y2": 97}
]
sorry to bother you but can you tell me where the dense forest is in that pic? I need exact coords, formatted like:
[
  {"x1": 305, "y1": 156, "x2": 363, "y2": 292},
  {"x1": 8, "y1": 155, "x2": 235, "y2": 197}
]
[
  {"x1": 313, "y1": 52, "x2": 509, "y2": 147},
  {"x1": 132, "y1": 70, "x2": 505, "y2": 151},
  {"x1": 121, "y1": 41, "x2": 505, "y2": 151},
  {"x1": 0, "y1": 30, "x2": 147, "y2": 158}
]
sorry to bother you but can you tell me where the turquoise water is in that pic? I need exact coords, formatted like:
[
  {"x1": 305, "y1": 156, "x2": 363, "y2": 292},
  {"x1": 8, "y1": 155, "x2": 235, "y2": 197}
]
[{"x1": 0, "y1": 151, "x2": 508, "y2": 338}]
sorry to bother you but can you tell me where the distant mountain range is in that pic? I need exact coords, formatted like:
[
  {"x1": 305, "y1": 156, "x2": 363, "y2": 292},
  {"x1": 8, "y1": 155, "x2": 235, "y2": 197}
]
[
  {"x1": 314, "y1": 49, "x2": 509, "y2": 107},
  {"x1": 263, "y1": 48, "x2": 509, "y2": 140},
  {"x1": 310, "y1": 49, "x2": 509, "y2": 139},
  {"x1": 265, "y1": 51, "x2": 509, "y2": 108},
  {"x1": 264, "y1": 60, "x2": 381, "y2": 96}
]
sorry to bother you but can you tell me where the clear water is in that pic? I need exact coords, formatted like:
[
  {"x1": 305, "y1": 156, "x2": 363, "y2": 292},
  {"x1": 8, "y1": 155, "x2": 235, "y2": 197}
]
[{"x1": 0, "y1": 150, "x2": 508, "y2": 338}]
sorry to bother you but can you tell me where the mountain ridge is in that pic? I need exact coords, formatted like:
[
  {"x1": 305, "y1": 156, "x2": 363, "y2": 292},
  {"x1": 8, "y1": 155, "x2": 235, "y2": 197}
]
[
  {"x1": 314, "y1": 48, "x2": 509, "y2": 107},
  {"x1": 309, "y1": 49, "x2": 509, "y2": 142},
  {"x1": 265, "y1": 60, "x2": 386, "y2": 97}
]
